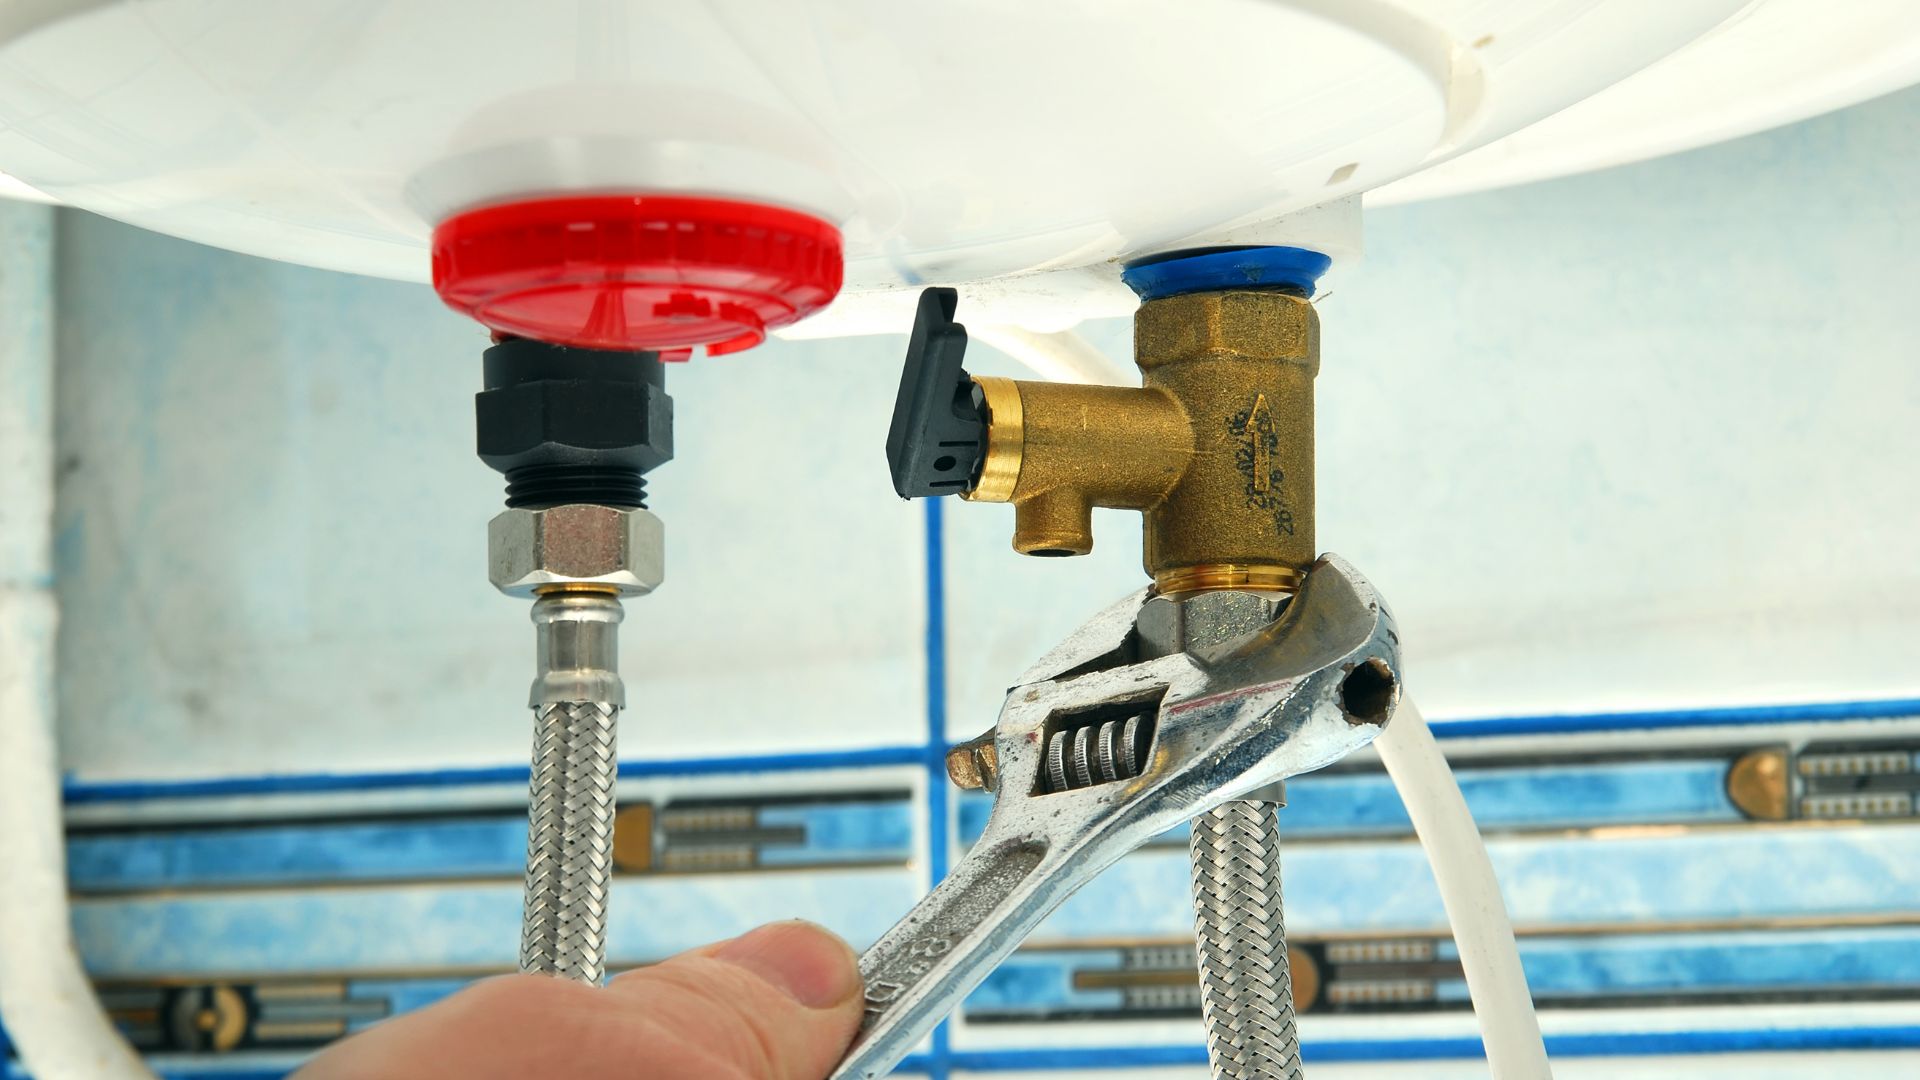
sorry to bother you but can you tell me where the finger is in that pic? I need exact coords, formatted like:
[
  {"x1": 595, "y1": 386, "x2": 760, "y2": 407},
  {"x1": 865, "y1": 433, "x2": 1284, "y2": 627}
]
[
  {"x1": 608, "y1": 920, "x2": 865, "y2": 1080},
  {"x1": 291, "y1": 921, "x2": 862, "y2": 1080}
]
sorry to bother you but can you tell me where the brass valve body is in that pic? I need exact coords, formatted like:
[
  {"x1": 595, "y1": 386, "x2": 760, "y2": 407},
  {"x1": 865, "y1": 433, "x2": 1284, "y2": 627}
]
[
  {"x1": 967, "y1": 376, "x2": 1189, "y2": 556},
  {"x1": 966, "y1": 290, "x2": 1318, "y2": 595}
]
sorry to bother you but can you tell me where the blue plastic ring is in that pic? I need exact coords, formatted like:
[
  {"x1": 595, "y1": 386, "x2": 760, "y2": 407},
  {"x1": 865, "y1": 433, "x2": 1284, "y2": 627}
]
[{"x1": 1121, "y1": 246, "x2": 1332, "y2": 301}]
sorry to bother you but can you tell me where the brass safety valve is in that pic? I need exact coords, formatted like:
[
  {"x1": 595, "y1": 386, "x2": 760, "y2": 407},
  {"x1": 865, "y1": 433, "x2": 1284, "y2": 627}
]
[{"x1": 887, "y1": 285, "x2": 1319, "y2": 596}]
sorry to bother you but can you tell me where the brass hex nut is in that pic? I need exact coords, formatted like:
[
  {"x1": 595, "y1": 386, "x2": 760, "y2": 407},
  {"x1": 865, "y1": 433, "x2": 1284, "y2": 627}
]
[
  {"x1": 488, "y1": 504, "x2": 664, "y2": 598},
  {"x1": 1133, "y1": 289, "x2": 1320, "y2": 372}
]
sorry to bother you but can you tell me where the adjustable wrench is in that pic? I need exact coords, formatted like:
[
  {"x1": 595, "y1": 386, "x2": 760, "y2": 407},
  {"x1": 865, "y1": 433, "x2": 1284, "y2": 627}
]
[{"x1": 831, "y1": 553, "x2": 1402, "y2": 1079}]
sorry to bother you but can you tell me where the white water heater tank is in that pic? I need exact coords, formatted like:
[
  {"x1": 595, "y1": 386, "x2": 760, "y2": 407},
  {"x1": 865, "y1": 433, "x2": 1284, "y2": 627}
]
[{"x1": 0, "y1": 0, "x2": 1913, "y2": 349}]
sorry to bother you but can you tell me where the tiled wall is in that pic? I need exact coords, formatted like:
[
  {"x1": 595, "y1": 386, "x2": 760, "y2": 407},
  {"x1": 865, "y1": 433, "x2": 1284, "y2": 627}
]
[
  {"x1": 7, "y1": 81, "x2": 1920, "y2": 1079},
  {"x1": 36, "y1": 714, "x2": 1920, "y2": 1079}
]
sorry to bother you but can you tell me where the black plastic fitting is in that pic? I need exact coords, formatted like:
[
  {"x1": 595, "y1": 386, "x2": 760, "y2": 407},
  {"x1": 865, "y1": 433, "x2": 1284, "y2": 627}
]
[
  {"x1": 886, "y1": 288, "x2": 988, "y2": 499},
  {"x1": 475, "y1": 337, "x2": 674, "y2": 509}
]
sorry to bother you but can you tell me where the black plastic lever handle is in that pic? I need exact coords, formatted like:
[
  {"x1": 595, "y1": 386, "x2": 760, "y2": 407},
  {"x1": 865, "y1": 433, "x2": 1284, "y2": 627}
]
[{"x1": 885, "y1": 288, "x2": 988, "y2": 499}]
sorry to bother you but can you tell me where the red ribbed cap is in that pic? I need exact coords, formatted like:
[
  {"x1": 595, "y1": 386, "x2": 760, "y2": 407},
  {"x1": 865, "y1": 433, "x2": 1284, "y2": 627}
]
[{"x1": 431, "y1": 195, "x2": 843, "y2": 357}]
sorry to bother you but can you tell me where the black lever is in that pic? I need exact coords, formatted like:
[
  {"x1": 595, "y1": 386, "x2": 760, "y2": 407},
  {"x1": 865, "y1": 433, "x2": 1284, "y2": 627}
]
[{"x1": 885, "y1": 288, "x2": 988, "y2": 498}]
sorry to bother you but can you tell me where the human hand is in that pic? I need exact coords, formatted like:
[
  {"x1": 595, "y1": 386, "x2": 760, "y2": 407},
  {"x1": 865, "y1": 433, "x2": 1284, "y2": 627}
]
[{"x1": 294, "y1": 920, "x2": 863, "y2": 1080}]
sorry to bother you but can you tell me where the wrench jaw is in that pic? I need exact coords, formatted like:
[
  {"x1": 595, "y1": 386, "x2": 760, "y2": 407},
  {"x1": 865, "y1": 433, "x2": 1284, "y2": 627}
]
[
  {"x1": 830, "y1": 556, "x2": 1401, "y2": 1080},
  {"x1": 1060, "y1": 553, "x2": 1400, "y2": 841},
  {"x1": 1209, "y1": 553, "x2": 1401, "y2": 695},
  {"x1": 1184, "y1": 552, "x2": 1402, "y2": 800},
  {"x1": 996, "y1": 553, "x2": 1399, "y2": 814}
]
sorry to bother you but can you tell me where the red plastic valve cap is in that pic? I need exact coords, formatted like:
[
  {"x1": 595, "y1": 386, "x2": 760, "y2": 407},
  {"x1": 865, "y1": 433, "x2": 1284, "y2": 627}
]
[{"x1": 431, "y1": 195, "x2": 844, "y2": 356}]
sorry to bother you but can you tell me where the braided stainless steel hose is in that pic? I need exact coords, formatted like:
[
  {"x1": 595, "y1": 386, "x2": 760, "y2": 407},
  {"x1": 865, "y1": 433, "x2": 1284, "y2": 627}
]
[
  {"x1": 1138, "y1": 591, "x2": 1306, "y2": 1078},
  {"x1": 519, "y1": 592, "x2": 624, "y2": 983},
  {"x1": 1190, "y1": 798, "x2": 1302, "y2": 1080}
]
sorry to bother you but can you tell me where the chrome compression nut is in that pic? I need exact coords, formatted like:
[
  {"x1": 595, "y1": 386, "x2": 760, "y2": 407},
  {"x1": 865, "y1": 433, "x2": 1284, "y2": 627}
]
[
  {"x1": 1135, "y1": 590, "x2": 1281, "y2": 659},
  {"x1": 488, "y1": 504, "x2": 665, "y2": 598}
]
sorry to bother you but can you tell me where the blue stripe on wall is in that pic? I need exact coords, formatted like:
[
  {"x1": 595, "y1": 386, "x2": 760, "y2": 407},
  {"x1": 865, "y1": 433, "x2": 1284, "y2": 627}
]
[
  {"x1": 61, "y1": 744, "x2": 930, "y2": 804},
  {"x1": 923, "y1": 498, "x2": 954, "y2": 1079},
  {"x1": 945, "y1": 1025, "x2": 1920, "y2": 1069},
  {"x1": 60, "y1": 697, "x2": 1920, "y2": 807},
  {"x1": 1294, "y1": 759, "x2": 1737, "y2": 832},
  {"x1": 8, "y1": 1028, "x2": 1917, "y2": 1080},
  {"x1": 68, "y1": 818, "x2": 531, "y2": 891},
  {"x1": 1429, "y1": 698, "x2": 1920, "y2": 739},
  {"x1": 924, "y1": 497, "x2": 953, "y2": 883},
  {"x1": 1521, "y1": 926, "x2": 1920, "y2": 996},
  {"x1": 4, "y1": 1065, "x2": 298, "y2": 1080}
]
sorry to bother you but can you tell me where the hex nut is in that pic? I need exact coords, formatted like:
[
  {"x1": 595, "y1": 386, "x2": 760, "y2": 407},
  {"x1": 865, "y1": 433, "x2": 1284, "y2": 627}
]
[
  {"x1": 1134, "y1": 289, "x2": 1320, "y2": 373},
  {"x1": 475, "y1": 378, "x2": 672, "y2": 473},
  {"x1": 474, "y1": 337, "x2": 673, "y2": 478},
  {"x1": 1135, "y1": 591, "x2": 1280, "y2": 657},
  {"x1": 488, "y1": 504, "x2": 664, "y2": 598}
]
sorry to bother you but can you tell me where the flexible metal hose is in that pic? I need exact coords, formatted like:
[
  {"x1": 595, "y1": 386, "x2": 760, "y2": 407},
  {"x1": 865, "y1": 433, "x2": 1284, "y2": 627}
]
[
  {"x1": 518, "y1": 592, "x2": 625, "y2": 984},
  {"x1": 520, "y1": 699, "x2": 620, "y2": 982},
  {"x1": 1189, "y1": 799, "x2": 1303, "y2": 1080}
]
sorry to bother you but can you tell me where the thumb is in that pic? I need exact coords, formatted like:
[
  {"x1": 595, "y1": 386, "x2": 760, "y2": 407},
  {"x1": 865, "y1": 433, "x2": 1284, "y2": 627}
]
[{"x1": 609, "y1": 920, "x2": 866, "y2": 1079}]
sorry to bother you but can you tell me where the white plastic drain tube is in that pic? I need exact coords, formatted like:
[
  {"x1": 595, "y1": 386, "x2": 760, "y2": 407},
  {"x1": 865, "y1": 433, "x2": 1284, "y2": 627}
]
[
  {"x1": 1376, "y1": 696, "x2": 1553, "y2": 1079},
  {"x1": 0, "y1": 202, "x2": 154, "y2": 1080}
]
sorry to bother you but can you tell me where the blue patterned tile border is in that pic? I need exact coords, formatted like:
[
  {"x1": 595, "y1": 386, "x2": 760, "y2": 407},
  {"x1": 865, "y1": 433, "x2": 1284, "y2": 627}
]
[
  {"x1": 68, "y1": 794, "x2": 916, "y2": 892},
  {"x1": 970, "y1": 925, "x2": 1920, "y2": 1021}
]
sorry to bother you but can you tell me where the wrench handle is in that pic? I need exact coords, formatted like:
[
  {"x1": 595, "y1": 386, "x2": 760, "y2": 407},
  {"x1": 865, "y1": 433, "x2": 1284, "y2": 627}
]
[{"x1": 832, "y1": 836, "x2": 1067, "y2": 1079}]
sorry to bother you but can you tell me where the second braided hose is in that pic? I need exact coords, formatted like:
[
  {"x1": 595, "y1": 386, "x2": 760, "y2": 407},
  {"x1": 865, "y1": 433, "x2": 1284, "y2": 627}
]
[{"x1": 1189, "y1": 799, "x2": 1302, "y2": 1080}]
